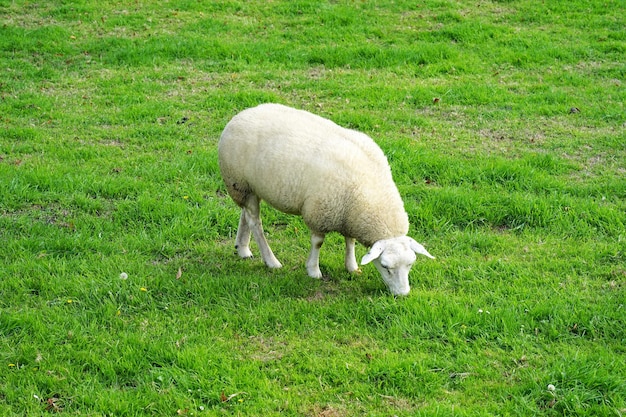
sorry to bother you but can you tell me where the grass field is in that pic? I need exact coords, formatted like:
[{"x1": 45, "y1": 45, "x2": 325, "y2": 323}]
[{"x1": 1, "y1": 0, "x2": 625, "y2": 415}]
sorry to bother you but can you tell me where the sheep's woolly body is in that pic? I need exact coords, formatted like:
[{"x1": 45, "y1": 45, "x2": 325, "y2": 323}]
[
  {"x1": 218, "y1": 103, "x2": 409, "y2": 247},
  {"x1": 218, "y1": 104, "x2": 434, "y2": 295}
]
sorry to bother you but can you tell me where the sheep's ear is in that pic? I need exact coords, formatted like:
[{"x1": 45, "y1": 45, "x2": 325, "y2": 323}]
[
  {"x1": 361, "y1": 241, "x2": 386, "y2": 265},
  {"x1": 408, "y1": 238, "x2": 435, "y2": 259}
]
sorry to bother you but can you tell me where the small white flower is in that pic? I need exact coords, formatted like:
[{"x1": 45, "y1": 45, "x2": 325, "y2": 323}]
[
  {"x1": 547, "y1": 384, "x2": 556, "y2": 392},
  {"x1": 119, "y1": 272, "x2": 128, "y2": 280}
]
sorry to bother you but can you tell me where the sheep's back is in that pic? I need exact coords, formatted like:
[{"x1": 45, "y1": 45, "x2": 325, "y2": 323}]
[{"x1": 218, "y1": 103, "x2": 397, "y2": 221}]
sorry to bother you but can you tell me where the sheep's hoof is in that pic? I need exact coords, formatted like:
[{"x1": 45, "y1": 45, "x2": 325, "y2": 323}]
[
  {"x1": 265, "y1": 260, "x2": 283, "y2": 269},
  {"x1": 236, "y1": 245, "x2": 254, "y2": 259},
  {"x1": 345, "y1": 260, "x2": 360, "y2": 273},
  {"x1": 309, "y1": 271, "x2": 323, "y2": 279}
]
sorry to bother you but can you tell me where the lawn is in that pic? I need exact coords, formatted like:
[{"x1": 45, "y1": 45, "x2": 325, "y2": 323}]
[{"x1": 1, "y1": 0, "x2": 625, "y2": 415}]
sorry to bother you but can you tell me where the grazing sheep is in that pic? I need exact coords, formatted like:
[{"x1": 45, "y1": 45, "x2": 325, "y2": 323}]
[{"x1": 218, "y1": 103, "x2": 434, "y2": 295}]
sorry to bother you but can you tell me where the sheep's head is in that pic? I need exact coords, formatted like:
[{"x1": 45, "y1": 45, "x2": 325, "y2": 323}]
[{"x1": 361, "y1": 236, "x2": 434, "y2": 296}]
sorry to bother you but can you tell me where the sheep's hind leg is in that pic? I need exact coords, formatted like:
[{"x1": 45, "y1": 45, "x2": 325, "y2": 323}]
[
  {"x1": 235, "y1": 210, "x2": 253, "y2": 259},
  {"x1": 306, "y1": 232, "x2": 325, "y2": 278},
  {"x1": 344, "y1": 237, "x2": 361, "y2": 273},
  {"x1": 243, "y1": 196, "x2": 282, "y2": 269}
]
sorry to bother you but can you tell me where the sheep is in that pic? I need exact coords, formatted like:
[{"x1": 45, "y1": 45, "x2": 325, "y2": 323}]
[{"x1": 218, "y1": 103, "x2": 434, "y2": 295}]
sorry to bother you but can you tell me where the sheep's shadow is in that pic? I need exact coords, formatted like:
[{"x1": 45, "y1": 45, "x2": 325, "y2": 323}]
[{"x1": 198, "y1": 238, "x2": 390, "y2": 302}]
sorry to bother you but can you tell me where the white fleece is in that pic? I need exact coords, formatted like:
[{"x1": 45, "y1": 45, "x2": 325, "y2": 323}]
[{"x1": 218, "y1": 103, "x2": 433, "y2": 295}]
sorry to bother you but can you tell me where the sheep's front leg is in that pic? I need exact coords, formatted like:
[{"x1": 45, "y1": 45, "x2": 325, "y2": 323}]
[
  {"x1": 306, "y1": 232, "x2": 325, "y2": 278},
  {"x1": 243, "y1": 196, "x2": 282, "y2": 269},
  {"x1": 235, "y1": 210, "x2": 253, "y2": 259},
  {"x1": 344, "y1": 237, "x2": 360, "y2": 273}
]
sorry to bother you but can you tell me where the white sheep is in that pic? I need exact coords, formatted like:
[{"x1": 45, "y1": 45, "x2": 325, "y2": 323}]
[{"x1": 218, "y1": 103, "x2": 434, "y2": 295}]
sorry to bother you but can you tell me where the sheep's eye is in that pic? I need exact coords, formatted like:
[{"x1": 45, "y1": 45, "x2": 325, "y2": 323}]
[{"x1": 380, "y1": 263, "x2": 390, "y2": 270}]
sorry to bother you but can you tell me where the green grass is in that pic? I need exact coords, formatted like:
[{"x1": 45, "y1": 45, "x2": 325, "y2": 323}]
[{"x1": 1, "y1": 0, "x2": 625, "y2": 415}]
